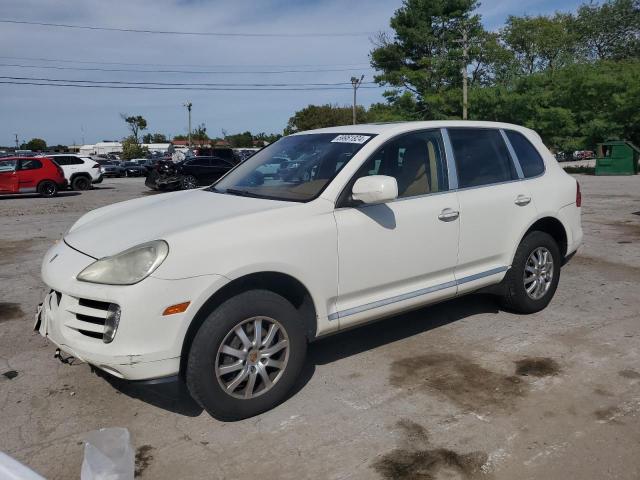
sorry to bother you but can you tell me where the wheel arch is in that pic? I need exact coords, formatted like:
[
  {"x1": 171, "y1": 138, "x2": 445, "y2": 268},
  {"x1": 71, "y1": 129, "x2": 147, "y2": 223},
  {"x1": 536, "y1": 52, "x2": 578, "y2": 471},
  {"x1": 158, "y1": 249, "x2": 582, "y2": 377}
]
[
  {"x1": 179, "y1": 271, "x2": 317, "y2": 379},
  {"x1": 517, "y1": 216, "x2": 568, "y2": 260}
]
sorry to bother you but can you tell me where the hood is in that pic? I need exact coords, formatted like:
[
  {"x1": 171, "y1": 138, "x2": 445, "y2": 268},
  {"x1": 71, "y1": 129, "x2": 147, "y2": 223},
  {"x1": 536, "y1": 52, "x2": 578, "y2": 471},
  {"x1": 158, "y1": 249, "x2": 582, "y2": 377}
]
[{"x1": 65, "y1": 189, "x2": 291, "y2": 258}]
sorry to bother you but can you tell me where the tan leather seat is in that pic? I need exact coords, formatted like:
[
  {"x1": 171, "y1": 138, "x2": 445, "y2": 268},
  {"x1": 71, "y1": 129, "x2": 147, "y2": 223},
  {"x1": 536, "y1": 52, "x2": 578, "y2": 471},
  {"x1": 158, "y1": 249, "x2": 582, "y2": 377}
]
[{"x1": 397, "y1": 143, "x2": 429, "y2": 197}]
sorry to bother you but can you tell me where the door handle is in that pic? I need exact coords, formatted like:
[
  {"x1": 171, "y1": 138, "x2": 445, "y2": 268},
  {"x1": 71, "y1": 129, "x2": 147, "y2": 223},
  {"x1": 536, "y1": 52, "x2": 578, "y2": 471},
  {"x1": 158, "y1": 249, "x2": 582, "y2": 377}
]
[
  {"x1": 515, "y1": 195, "x2": 531, "y2": 206},
  {"x1": 438, "y1": 208, "x2": 459, "y2": 222}
]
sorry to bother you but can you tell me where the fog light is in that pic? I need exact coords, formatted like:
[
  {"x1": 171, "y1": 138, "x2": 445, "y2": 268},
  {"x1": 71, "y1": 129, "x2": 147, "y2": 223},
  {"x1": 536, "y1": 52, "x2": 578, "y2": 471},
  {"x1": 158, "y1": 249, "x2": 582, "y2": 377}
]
[{"x1": 104, "y1": 304, "x2": 121, "y2": 344}]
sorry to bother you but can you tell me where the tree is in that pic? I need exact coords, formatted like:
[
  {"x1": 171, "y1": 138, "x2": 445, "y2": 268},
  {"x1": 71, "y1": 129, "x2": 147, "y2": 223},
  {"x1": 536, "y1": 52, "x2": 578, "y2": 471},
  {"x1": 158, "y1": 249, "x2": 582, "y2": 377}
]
[
  {"x1": 225, "y1": 131, "x2": 254, "y2": 148},
  {"x1": 21, "y1": 138, "x2": 47, "y2": 151},
  {"x1": 192, "y1": 123, "x2": 208, "y2": 143},
  {"x1": 285, "y1": 104, "x2": 368, "y2": 134},
  {"x1": 501, "y1": 14, "x2": 575, "y2": 75},
  {"x1": 120, "y1": 114, "x2": 147, "y2": 143},
  {"x1": 573, "y1": 0, "x2": 640, "y2": 60},
  {"x1": 142, "y1": 133, "x2": 168, "y2": 143},
  {"x1": 370, "y1": 0, "x2": 485, "y2": 119},
  {"x1": 121, "y1": 136, "x2": 149, "y2": 160}
]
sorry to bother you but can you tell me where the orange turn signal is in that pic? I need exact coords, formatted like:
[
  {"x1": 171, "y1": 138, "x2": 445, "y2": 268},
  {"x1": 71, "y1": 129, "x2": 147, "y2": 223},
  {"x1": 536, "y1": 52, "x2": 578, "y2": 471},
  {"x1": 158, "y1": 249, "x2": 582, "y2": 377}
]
[{"x1": 163, "y1": 301, "x2": 190, "y2": 316}]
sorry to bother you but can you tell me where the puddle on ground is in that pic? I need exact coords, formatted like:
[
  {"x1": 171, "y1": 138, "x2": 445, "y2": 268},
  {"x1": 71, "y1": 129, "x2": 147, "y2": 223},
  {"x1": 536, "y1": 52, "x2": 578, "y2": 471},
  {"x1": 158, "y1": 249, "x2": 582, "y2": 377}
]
[
  {"x1": 0, "y1": 302, "x2": 24, "y2": 322},
  {"x1": 372, "y1": 419, "x2": 487, "y2": 480}
]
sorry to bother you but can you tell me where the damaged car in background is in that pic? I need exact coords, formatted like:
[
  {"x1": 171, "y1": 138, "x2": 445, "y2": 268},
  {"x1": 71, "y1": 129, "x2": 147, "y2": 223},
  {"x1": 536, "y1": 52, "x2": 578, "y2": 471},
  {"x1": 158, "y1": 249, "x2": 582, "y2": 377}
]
[{"x1": 145, "y1": 156, "x2": 238, "y2": 190}]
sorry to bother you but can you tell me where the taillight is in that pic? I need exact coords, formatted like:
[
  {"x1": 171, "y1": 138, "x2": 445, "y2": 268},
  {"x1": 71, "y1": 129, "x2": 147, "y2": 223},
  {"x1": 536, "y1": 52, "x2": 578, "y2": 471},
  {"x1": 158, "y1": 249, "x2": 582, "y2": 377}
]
[
  {"x1": 576, "y1": 181, "x2": 582, "y2": 207},
  {"x1": 56, "y1": 165, "x2": 64, "y2": 177},
  {"x1": 92, "y1": 164, "x2": 100, "y2": 169}
]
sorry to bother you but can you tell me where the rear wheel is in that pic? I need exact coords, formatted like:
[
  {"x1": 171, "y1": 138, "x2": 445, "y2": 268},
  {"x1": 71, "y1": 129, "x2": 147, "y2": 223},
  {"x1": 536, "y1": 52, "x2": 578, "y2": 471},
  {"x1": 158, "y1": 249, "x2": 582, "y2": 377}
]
[
  {"x1": 500, "y1": 231, "x2": 561, "y2": 313},
  {"x1": 37, "y1": 181, "x2": 58, "y2": 197},
  {"x1": 186, "y1": 290, "x2": 307, "y2": 420},
  {"x1": 71, "y1": 176, "x2": 91, "y2": 190}
]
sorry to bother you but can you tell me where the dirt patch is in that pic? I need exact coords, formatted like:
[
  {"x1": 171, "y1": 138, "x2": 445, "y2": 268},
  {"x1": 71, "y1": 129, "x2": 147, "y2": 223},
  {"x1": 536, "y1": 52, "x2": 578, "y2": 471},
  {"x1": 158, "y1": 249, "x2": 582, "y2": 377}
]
[
  {"x1": 594, "y1": 387, "x2": 613, "y2": 397},
  {"x1": 570, "y1": 255, "x2": 640, "y2": 282},
  {"x1": 0, "y1": 303, "x2": 24, "y2": 322},
  {"x1": 372, "y1": 420, "x2": 487, "y2": 480},
  {"x1": 135, "y1": 445, "x2": 154, "y2": 477},
  {"x1": 389, "y1": 353, "x2": 525, "y2": 412},
  {"x1": 619, "y1": 369, "x2": 640, "y2": 379},
  {"x1": 594, "y1": 406, "x2": 623, "y2": 424},
  {"x1": 0, "y1": 238, "x2": 44, "y2": 266},
  {"x1": 514, "y1": 358, "x2": 561, "y2": 377}
]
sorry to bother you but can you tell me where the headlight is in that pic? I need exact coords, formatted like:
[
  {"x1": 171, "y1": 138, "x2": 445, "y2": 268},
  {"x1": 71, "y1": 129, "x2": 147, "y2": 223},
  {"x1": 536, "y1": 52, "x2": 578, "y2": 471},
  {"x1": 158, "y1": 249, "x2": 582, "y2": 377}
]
[{"x1": 77, "y1": 240, "x2": 169, "y2": 285}]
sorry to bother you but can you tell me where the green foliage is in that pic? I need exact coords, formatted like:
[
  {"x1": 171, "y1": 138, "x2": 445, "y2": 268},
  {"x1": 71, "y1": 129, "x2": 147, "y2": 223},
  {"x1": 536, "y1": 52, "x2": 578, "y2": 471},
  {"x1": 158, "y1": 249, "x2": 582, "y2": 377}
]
[
  {"x1": 284, "y1": 104, "x2": 368, "y2": 134},
  {"x1": 120, "y1": 114, "x2": 147, "y2": 142},
  {"x1": 121, "y1": 136, "x2": 148, "y2": 160},
  {"x1": 573, "y1": 0, "x2": 640, "y2": 60},
  {"x1": 21, "y1": 138, "x2": 47, "y2": 151},
  {"x1": 368, "y1": 0, "x2": 640, "y2": 151},
  {"x1": 142, "y1": 133, "x2": 168, "y2": 143},
  {"x1": 225, "y1": 131, "x2": 254, "y2": 148}
]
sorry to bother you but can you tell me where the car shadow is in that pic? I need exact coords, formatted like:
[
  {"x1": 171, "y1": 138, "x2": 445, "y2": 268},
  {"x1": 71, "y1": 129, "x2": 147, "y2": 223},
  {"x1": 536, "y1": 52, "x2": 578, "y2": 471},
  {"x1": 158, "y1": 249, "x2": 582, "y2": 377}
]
[
  {"x1": 90, "y1": 186, "x2": 115, "y2": 190},
  {"x1": 0, "y1": 191, "x2": 81, "y2": 200},
  {"x1": 97, "y1": 293, "x2": 500, "y2": 419},
  {"x1": 97, "y1": 369, "x2": 203, "y2": 417}
]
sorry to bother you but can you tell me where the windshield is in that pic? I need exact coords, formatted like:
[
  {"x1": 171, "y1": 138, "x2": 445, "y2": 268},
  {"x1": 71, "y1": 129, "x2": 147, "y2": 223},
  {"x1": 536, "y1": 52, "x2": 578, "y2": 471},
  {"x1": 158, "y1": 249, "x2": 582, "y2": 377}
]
[{"x1": 211, "y1": 133, "x2": 374, "y2": 201}]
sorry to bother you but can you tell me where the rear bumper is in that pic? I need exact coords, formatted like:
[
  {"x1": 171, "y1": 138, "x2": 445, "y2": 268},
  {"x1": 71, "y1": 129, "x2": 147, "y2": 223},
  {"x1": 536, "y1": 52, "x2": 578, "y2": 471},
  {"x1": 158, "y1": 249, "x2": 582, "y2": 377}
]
[{"x1": 92, "y1": 174, "x2": 103, "y2": 184}]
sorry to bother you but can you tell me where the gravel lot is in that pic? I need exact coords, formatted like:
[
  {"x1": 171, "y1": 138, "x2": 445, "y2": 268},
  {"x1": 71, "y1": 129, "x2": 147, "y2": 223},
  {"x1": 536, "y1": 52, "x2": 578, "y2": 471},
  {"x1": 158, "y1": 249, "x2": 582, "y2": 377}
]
[{"x1": 1, "y1": 175, "x2": 639, "y2": 480}]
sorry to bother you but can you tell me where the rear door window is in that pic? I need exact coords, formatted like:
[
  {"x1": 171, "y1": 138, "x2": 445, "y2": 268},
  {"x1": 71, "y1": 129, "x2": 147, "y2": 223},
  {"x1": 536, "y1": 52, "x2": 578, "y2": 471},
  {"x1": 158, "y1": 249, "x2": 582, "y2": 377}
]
[
  {"x1": 19, "y1": 159, "x2": 43, "y2": 170},
  {"x1": 448, "y1": 128, "x2": 517, "y2": 188},
  {"x1": 505, "y1": 130, "x2": 545, "y2": 178},
  {"x1": 66, "y1": 156, "x2": 84, "y2": 165}
]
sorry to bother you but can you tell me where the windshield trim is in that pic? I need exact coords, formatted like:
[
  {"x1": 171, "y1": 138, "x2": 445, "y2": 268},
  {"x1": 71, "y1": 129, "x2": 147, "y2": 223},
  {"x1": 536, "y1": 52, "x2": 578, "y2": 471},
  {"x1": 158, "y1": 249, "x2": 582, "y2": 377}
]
[{"x1": 208, "y1": 133, "x2": 377, "y2": 203}]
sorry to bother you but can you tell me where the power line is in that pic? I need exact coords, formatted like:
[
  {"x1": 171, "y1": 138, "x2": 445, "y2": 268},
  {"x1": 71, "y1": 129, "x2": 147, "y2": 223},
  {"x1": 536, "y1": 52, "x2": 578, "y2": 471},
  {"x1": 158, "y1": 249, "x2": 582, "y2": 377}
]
[
  {"x1": 0, "y1": 62, "x2": 376, "y2": 75},
  {"x1": 0, "y1": 55, "x2": 371, "y2": 69},
  {"x1": 0, "y1": 80, "x2": 383, "y2": 91},
  {"x1": 0, "y1": 19, "x2": 374, "y2": 37},
  {"x1": 0, "y1": 75, "x2": 377, "y2": 87}
]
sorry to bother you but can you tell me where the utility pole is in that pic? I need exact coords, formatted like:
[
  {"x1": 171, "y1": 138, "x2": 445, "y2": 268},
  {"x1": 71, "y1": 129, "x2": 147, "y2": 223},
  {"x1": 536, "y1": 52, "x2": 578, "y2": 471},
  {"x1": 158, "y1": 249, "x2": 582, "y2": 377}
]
[
  {"x1": 350, "y1": 75, "x2": 364, "y2": 125},
  {"x1": 461, "y1": 26, "x2": 469, "y2": 120},
  {"x1": 14, "y1": 134, "x2": 19, "y2": 150},
  {"x1": 184, "y1": 102, "x2": 192, "y2": 148}
]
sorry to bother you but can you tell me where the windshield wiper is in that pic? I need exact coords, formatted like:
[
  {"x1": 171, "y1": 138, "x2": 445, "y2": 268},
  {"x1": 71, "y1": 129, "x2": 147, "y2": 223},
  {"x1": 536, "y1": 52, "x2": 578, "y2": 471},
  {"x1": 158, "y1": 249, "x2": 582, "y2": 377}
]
[{"x1": 224, "y1": 188, "x2": 263, "y2": 198}]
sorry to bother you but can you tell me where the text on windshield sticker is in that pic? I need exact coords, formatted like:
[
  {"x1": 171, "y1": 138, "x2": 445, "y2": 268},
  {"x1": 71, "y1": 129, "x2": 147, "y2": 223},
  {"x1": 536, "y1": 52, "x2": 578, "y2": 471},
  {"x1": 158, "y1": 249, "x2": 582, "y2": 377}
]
[{"x1": 331, "y1": 135, "x2": 371, "y2": 144}]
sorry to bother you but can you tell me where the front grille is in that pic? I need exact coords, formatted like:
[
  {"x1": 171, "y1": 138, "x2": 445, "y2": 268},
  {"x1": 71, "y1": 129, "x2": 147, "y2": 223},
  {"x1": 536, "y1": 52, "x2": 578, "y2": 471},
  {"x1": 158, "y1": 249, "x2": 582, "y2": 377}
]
[{"x1": 62, "y1": 296, "x2": 118, "y2": 341}]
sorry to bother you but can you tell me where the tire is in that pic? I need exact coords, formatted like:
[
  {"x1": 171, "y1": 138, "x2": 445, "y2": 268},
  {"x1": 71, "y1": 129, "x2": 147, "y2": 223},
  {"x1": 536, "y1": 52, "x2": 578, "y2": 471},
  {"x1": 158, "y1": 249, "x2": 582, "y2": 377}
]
[
  {"x1": 182, "y1": 175, "x2": 198, "y2": 189},
  {"x1": 186, "y1": 290, "x2": 307, "y2": 420},
  {"x1": 71, "y1": 176, "x2": 91, "y2": 190},
  {"x1": 37, "y1": 181, "x2": 58, "y2": 197},
  {"x1": 500, "y1": 231, "x2": 561, "y2": 314}
]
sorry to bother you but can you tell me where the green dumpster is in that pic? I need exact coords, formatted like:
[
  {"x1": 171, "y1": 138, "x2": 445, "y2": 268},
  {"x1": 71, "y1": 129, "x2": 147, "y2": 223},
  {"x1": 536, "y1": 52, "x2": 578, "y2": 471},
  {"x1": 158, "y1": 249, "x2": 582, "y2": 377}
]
[{"x1": 595, "y1": 140, "x2": 640, "y2": 176}]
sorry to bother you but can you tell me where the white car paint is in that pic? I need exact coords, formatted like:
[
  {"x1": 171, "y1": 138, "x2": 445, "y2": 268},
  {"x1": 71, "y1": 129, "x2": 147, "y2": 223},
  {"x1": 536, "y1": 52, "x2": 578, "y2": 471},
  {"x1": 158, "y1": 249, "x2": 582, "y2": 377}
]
[
  {"x1": 41, "y1": 154, "x2": 102, "y2": 185},
  {"x1": 37, "y1": 121, "x2": 582, "y2": 381}
]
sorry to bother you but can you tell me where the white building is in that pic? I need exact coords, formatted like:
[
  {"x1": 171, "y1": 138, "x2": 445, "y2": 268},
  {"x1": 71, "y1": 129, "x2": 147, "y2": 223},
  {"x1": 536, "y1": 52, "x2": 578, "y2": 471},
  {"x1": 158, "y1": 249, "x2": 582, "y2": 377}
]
[{"x1": 79, "y1": 142, "x2": 123, "y2": 156}]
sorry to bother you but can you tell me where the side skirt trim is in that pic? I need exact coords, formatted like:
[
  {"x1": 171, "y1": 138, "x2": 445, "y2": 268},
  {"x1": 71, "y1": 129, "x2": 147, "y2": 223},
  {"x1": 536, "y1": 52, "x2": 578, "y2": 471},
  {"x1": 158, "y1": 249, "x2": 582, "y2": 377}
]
[{"x1": 328, "y1": 266, "x2": 508, "y2": 321}]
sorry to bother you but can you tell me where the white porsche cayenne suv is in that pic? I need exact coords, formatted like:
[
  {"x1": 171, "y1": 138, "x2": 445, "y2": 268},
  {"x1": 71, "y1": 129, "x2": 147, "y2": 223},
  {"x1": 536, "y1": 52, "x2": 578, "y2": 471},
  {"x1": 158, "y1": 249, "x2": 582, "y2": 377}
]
[{"x1": 36, "y1": 121, "x2": 582, "y2": 419}]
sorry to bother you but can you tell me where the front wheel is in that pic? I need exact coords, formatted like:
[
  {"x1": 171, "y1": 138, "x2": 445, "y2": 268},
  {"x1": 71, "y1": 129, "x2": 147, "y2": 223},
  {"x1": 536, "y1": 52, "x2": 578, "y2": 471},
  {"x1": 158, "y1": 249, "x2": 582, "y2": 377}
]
[
  {"x1": 186, "y1": 290, "x2": 307, "y2": 420},
  {"x1": 500, "y1": 231, "x2": 561, "y2": 313}
]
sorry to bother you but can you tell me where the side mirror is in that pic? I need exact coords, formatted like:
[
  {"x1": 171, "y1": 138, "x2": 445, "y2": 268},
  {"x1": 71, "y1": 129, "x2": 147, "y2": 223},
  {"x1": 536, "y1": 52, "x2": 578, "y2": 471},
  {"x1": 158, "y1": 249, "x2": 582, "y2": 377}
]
[{"x1": 351, "y1": 175, "x2": 398, "y2": 205}]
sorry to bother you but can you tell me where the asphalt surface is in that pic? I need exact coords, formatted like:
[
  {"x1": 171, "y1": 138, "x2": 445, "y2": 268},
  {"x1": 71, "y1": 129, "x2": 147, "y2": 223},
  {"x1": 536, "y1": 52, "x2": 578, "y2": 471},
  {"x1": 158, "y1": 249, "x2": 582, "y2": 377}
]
[{"x1": 1, "y1": 175, "x2": 639, "y2": 479}]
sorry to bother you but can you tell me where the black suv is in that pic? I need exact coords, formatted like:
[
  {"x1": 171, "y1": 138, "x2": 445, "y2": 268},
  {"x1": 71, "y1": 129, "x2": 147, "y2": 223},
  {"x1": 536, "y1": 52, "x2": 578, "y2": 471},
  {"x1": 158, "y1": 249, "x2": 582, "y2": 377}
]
[{"x1": 145, "y1": 156, "x2": 238, "y2": 191}]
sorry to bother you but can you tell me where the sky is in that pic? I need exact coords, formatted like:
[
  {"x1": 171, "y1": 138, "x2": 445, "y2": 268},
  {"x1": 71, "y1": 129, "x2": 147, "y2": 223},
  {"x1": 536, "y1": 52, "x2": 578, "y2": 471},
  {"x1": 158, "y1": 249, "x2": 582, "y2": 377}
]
[{"x1": 0, "y1": 0, "x2": 585, "y2": 146}]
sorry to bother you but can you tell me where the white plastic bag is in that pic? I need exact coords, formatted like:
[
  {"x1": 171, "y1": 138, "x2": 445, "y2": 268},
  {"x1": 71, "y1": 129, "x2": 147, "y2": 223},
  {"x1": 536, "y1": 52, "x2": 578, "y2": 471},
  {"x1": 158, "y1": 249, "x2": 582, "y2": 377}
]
[{"x1": 81, "y1": 428, "x2": 134, "y2": 480}]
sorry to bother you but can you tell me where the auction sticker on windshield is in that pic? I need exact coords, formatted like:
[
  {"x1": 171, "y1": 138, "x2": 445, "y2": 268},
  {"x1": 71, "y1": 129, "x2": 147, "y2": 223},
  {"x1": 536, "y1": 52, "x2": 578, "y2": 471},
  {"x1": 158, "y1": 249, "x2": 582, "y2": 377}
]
[{"x1": 331, "y1": 135, "x2": 371, "y2": 144}]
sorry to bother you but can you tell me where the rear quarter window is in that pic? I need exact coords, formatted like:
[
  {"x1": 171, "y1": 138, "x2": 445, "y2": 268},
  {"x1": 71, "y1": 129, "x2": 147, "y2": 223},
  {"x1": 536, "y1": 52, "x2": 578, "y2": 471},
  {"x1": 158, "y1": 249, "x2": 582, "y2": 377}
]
[
  {"x1": 448, "y1": 128, "x2": 517, "y2": 188},
  {"x1": 505, "y1": 130, "x2": 545, "y2": 178}
]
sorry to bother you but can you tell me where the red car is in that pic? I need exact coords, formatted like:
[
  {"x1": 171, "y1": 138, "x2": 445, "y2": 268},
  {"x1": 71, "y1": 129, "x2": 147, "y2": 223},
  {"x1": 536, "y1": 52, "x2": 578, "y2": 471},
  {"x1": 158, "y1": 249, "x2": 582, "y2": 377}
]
[{"x1": 0, "y1": 156, "x2": 67, "y2": 197}]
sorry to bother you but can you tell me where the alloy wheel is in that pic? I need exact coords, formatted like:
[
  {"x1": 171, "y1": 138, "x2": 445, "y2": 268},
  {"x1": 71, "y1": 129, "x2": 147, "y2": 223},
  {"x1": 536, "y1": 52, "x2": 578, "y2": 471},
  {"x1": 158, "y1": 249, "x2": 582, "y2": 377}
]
[
  {"x1": 523, "y1": 246, "x2": 554, "y2": 300},
  {"x1": 215, "y1": 316, "x2": 289, "y2": 400},
  {"x1": 182, "y1": 176, "x2": 197, "y2": 189}
]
